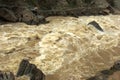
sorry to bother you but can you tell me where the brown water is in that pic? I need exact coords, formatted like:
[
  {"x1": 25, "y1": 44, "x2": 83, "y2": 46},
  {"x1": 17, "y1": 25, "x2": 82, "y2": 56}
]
[{"x1": 0, "y1": 15, "x2": 120, "y2": 80}]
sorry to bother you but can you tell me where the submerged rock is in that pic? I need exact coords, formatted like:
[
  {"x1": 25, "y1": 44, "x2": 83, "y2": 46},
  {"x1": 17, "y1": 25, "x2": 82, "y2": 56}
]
[{"x1": 87, "y1": 60, "x2": 120, "y2": 80}]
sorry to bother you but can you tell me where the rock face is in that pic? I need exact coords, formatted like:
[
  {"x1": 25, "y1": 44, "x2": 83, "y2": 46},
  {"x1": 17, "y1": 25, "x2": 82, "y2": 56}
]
[
  {"x1": 1, "y1": 0, "x2": 120, "y2": 25},
  {"x1": 0, "y1": 0, "x2": 47, "y2": 25},
  {"x1": 0, "y1": 15, "x2": 120, "y2": 80},
  {"x1": 113, "y1": 0, "x2": 120, "y2": 10}
]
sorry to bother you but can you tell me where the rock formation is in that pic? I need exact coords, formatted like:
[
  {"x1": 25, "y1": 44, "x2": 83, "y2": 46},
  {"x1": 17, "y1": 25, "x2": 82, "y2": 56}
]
[
  {"x1": 0, "y1": 0, "x2": 47, "y2": 25},
  {"x1": 0, "y1": 0, "x2": 120, "y2": 24}
]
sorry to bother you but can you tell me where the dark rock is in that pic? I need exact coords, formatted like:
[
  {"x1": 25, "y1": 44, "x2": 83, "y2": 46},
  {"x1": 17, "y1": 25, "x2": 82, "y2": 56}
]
[
  {"x1": 88, "y1": 21, "x2": 104, "y2": 32},
  {"x1": 16, "y1": 59, "x2": 29, "y2": 77},
  {"x1": 110, "y1": 60, "x2": 120, "y2": 71},
  {"x1": 0, "y1": 71, "x2": 15, "y2": 80},
  {"x1": 0, "y1": 0, "x2": 47, "y2": 25},
  {"x1": 0, "y1": 0, "x2": 120, "y2": 25},
  {"x1": 0, "y1": 7, "x2": 17, "y2": 22},
  {"x1": 16, "y1": 59, "x2": 45, "y2": 80}
]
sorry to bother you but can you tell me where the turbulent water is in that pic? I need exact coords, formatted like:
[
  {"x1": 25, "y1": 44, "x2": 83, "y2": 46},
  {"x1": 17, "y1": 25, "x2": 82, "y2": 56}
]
[{"x1": 0, "y1": 15, "x2": 120, "y2": 80}]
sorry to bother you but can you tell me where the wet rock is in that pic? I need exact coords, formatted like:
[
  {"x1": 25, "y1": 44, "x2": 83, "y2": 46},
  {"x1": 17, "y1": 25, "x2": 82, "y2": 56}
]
[
  {"x1": 0, "y1": 71, "x2": 15, "y2": 80},
  {"x1": 88, "y1": 21, "x2": 104, "y2": 32},
  {"x1": 16, "y1": 59, "x2": 45, "y2": 80}
]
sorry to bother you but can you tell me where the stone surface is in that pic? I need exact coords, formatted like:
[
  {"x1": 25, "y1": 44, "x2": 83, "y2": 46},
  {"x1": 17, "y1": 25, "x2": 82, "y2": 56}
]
[{"x1": 0, "y1": 15, "x2": 120, "y2": 80}]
